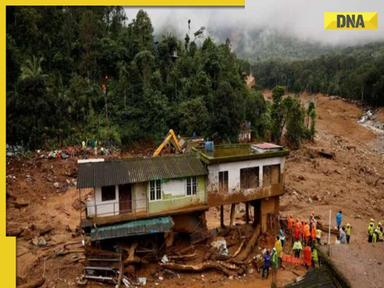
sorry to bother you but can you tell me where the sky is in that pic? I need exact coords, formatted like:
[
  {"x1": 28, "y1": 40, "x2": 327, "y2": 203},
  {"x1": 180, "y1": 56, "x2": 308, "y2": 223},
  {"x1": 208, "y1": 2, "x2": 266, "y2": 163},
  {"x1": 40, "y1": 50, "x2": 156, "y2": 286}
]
[{"x1": 124, "y1": 0, "x2": 384, "y2": 45}]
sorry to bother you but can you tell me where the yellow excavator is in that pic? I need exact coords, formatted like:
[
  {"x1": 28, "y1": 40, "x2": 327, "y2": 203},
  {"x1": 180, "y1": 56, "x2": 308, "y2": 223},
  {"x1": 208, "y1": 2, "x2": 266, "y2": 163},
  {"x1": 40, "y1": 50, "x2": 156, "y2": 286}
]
[{"x1": 153, "y1": 129, "x2": 183, "y2": 157}]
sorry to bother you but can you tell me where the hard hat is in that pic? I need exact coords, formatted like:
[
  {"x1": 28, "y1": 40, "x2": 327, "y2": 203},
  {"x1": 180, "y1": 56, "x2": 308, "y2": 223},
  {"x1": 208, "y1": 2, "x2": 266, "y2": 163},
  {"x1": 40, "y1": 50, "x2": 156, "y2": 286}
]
[
  {"x1": 370, "y1": 218, "x2": 375, "y2": 222},
  {"x1": 379, "y1": 222, "x2": 382, "y2": 226},
  {"x1": 346, "y1": 223, "x2": 350, "y2": 227}
]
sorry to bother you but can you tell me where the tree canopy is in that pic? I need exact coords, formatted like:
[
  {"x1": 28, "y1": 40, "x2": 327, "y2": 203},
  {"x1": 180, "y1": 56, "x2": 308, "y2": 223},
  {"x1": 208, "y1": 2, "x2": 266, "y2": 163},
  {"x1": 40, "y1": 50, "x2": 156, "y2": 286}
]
[{"x1": 7, "y1": 7, "x2": 314, "y2": 150}]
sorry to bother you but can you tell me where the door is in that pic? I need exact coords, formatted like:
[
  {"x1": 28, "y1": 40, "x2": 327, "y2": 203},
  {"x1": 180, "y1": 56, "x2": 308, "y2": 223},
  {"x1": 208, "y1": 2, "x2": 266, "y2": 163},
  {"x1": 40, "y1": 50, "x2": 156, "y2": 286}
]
[{"x1": 119, "y1": 184, "x2": 132, "y2": 213}]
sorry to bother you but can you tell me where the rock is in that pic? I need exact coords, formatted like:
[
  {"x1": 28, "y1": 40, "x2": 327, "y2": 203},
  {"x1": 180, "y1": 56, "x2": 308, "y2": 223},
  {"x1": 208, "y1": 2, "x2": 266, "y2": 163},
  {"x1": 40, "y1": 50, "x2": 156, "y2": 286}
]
[
  {"x1": 32, "y1": 236, "x2": 47, "y2": 247},
  {"x1": 298, "y1": 175, "x2": 305, "y2": 181},
  {"x1": 53, "y1": 182, "x2": 60, "y2": 188},
  {"x1": 313, "y1": 195, "x2": 320, "y2": 201}
]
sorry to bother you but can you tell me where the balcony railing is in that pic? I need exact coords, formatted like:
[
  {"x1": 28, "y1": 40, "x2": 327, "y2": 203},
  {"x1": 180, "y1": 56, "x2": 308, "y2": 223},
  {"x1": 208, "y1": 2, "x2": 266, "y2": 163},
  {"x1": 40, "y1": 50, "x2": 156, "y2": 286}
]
[{"x1": 85, "y1": 199, "x2": 148, "y2": 218}]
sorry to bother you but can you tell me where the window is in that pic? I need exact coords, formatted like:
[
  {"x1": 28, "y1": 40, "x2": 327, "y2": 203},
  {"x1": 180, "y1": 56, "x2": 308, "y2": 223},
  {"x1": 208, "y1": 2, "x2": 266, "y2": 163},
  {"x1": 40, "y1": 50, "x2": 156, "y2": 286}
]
[
  {"x1": 240, "y1": 167, "x2": 259, "y2": 189},
  {"x1": 263, "y1": 165, "x2": 280, "y2": 186},
  {"x1": 219, "y1": 171, "x2": 228, "y2": 193},
  {"x1": 101, "y1": 185, "x2": 116, "y2": 201},
  {"x1": 150, "y1": 180, "x2": 161, "y2": 200},
  {"x1": 187, "y1": 177, "x2": 197, "y2": 195}
]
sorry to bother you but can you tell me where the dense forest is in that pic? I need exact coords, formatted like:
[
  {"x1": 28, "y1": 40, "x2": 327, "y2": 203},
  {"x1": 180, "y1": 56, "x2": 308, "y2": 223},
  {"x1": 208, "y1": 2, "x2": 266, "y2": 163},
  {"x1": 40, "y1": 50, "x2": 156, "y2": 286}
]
[
  {"x1": 6, "y1": 7, "x2": 314, "y2": 150},
  {"x1": 252, "y1": 42, "x2": 384, "y2": 106}
]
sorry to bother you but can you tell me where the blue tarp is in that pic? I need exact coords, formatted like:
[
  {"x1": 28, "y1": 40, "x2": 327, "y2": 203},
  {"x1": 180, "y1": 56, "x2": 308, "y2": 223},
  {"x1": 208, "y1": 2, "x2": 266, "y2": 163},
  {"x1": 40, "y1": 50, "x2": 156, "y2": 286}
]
[{"x1": 90, "y1": 216, "x2": 174, "y2": 241}]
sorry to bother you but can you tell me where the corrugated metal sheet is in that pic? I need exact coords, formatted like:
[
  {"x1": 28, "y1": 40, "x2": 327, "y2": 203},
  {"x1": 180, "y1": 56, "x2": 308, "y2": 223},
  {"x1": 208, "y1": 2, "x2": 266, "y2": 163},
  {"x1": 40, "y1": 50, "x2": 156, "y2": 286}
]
[
  {"x1": 77, "y1": 154, "x2": 207, "y2": 189},
  {"x1": 90, "y1": 216, "x2": 174, "y2": 241}
]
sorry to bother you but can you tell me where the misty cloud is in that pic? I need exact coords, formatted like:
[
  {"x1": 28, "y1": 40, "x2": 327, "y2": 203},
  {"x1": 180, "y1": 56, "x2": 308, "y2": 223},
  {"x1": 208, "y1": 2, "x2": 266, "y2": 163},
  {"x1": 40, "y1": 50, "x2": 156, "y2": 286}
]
[{"x1": 124, "y1": 0, "x2": 384, "y2": 45}]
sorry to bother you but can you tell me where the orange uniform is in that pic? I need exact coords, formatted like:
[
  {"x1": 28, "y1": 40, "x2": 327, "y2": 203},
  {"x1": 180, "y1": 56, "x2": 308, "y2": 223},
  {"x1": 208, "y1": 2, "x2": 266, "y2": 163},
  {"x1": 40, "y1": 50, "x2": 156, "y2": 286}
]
[
  {"x1": 311, "y1": 225, "x2": 316, "y2": 240},
  {"x1": 303, "y1": 246, "x2": 312, "y2": 267},
  {"x1": 304, "y1": 223, "x2": 311, "y2": 239}
]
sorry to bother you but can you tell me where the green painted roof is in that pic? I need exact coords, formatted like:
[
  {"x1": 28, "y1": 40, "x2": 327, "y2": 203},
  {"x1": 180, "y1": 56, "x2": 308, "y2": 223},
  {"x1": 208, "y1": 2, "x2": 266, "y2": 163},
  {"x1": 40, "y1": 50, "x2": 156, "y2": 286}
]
[
  {"x1": 90, "y1": 216, "x2": 174, "y2": 241},
  {"x1": 194, "y1": 143, "x2": 289, "y2": 165},
  {"x1": 77, "y1": 154, "x2": 207, "y2": 189}
]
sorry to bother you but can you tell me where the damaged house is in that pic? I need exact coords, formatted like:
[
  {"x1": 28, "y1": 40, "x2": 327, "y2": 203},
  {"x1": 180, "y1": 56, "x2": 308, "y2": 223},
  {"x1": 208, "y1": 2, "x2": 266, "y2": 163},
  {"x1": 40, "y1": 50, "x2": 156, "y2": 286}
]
[
  {"x1": 77, "y1": 155, "x2": 208, "y2": 241},
  {"x1": 193, "y1": 143, "x2": 288, "y2": 232},
  {"x1": 77, "y1": 143, "x2": 288, "y2": 242}
]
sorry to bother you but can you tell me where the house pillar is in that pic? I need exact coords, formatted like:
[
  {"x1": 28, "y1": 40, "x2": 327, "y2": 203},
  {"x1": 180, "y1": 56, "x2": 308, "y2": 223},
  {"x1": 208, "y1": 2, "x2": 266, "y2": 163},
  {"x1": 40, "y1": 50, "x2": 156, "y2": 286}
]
[
  {"x1": 220, "y1": 205, "x2": 225, "y2": 228},
  {"x1": 229, "y1": 203, "x2": 236, "y2": 227}
]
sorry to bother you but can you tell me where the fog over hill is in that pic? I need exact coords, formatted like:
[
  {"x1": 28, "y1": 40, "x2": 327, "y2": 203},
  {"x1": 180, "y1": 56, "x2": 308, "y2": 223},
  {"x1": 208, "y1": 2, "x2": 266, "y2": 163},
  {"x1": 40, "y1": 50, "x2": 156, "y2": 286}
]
[{"x1": 125, "y1": 0, "x2": 384, "y2": 61}]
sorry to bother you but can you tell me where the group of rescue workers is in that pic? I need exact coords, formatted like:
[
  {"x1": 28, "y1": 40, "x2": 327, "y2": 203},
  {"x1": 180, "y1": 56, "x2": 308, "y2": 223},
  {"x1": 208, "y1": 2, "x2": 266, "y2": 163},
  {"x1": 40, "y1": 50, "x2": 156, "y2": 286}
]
[
  {"x1": 260, "y1": 212, "x2": 321, "y2": 280},
  {"x1": 367, "y1": 218, "x2": 384, "y2": 243},
  {"x1": 259, "y1": 210, "x2": 382, "y2": 280},
  {"x1": 336, "y1": 210, "x2": 384, "y2": 243}
]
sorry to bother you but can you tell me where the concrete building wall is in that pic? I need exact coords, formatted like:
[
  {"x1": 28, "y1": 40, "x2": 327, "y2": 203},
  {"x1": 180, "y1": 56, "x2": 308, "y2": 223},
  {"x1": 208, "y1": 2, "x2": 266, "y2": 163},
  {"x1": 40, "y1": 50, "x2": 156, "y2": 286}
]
[
  {"x1": 205, "y1": 157, "x2": 286, "y2": 207},
  {"x1": 86, "y1": 176, "x2": 207, "y2": 218},
  {"x1": 149, "y1": 176, "x2": 206, "y2": 214},
  {"x1": 207, "y1": 157, "x2": 285, "y2": 193},
  {"x1": 86, "y1": 185, "x2": 120, "y2": 217}
]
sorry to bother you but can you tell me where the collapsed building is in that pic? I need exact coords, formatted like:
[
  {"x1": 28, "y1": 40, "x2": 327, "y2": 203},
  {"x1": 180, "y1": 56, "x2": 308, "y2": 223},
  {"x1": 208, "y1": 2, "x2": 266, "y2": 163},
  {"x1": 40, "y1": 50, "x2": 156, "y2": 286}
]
[{"x1": 77, "y1": 142, "x2": 289, "y2": 242}]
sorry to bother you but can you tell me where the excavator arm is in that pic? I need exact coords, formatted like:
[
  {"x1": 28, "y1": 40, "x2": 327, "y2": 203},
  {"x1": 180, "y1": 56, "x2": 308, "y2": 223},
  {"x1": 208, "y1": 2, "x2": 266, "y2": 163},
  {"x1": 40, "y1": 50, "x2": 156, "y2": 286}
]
[{"x1": 153, "y1": 129, "x2": 182, "y2": 157}]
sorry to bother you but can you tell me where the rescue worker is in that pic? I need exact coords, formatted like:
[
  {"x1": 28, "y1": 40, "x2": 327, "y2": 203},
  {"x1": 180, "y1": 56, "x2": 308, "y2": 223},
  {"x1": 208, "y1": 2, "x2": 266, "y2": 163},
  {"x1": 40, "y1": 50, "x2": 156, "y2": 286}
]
[
  {"x1": 274, "y1": 236, "x2": 283, "y2": 266},
  {"x1": 271, "y1": 247, "x2": 279, "y2": 284},
  {"x1": 304, "y1": 221, "x2": 311, "y2": 246},
  {"x1": 311, "y1": 223, "x2": 317, "y2": 243},
  {"x1": 339, "y1": 226, "x2": 347, "y2": 244},
  {"x1": 373, "y1": 228, "x2": 378, "y2": 243},
  {"x1": 345, "y1": 223, "x2": 352, "y2": 244},
  {"x1": 368, "y1": 219, "x2": 375, "y2": 243},
  {"x1": 303, "y1": 245, "x2": 312, "y2": 269},
  {"x1": 262, "y1": 250, "x2": 271, "y2": 279},
  {"x1": 376, "y1": 226, "x2": 383, "y2": 241},
  {"x1": 292, "y1": 239, "x2": 303, "y2": 258},
  {"x1": 310, "y1": 210, "x2": 316, "y2": 225},
  {"x1": 301, "y1": 221, "x2": 306, "y2": 242},
  {"x1": 316, "y1": 228, "x2": 322, "y2": 245},
  {"x1": 294, "y1": 219, "x2": 302, "y2": 241},
  {"x1": 311, "y1": 246, "x2": 319, "y2": 268},
  {"x1": 336, "y1": 210, "x2": 343, "y2": 231},
  {"x1": 294, "y1": 223, "x2": 301, "y2": 241}
]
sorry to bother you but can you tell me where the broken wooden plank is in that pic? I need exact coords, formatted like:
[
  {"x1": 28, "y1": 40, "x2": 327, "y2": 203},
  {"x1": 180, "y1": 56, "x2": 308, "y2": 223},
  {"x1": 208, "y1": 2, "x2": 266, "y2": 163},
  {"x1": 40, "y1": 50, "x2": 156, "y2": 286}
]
[
  {"x1": 236, "y1": 225, "x2": 260, "y2": 261},
  {"x1": 232, "y1": 239, "x2": 246, "y2": 258},
  {"x1": 168, "y1": 252, "x2": 196, "y2": 261}
]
